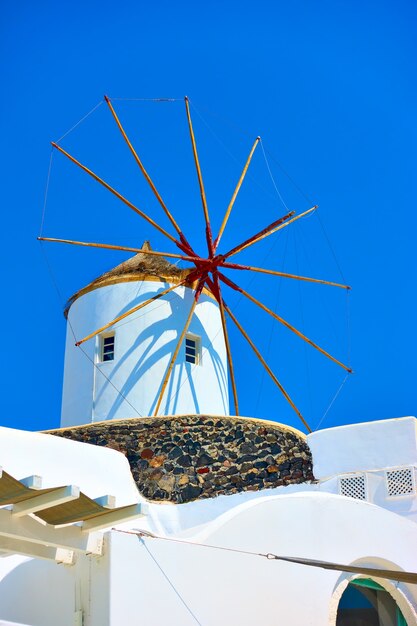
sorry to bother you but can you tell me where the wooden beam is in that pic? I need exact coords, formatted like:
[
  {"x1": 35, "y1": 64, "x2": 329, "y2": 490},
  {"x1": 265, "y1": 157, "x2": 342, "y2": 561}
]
[
  {"x1": 219, "y1": 272, "x2": 352, "y2": 373},
  {"x1": 12, "y1": 485, "x2": 80, "y2": 518},
  {"x1": 93, "y1": 495, "x2": 116, "y2": 509},
  {"x1": 153, "y1": 298, "x2": 198, "y2": 416},
  {"x1": 38, "y1": 236, "x2": 202, "y2": 264},
  {"x1": 221, "y1": 210, "x2": 295, "y2": 261},
  {"x1": 0, "y1": 536, "x2": 74, "y2": 564},
  {"x1": 76, "y1": 281, "x2": 186, "y2": 347},
  {"x1": 20, "y1": 475, "x2": 43, "y2": 490},
  {"x1": 214, "y1": 274, "x2": 239, "y2": 415},
  {"x1": 214, "y1": 137, "x2": 260, "y2": 250},
  {"x1": 221, "y1": 262, "x2": 351, "y2": 290},
  {"x1": 184, "y1": 97, "x2": 214, "y2": 255},
  {"x1": 104, "y1": 95, "x2": 187, "y2": 240},
  {"x1": 223, "y1": 301, "x2": 311, "y2": 432},
  {"x1": 0, "y1": 508, "x2": 103, "y2": 555},
  {"x1": 223, "y1": 206, "x2": 317, "y2": 260},
  {"x1": 51, "y1": 142, "x2": 179, "y2": 246},
  {"x1": 81, "y1": 503, "x2": 146, "y2": 533}
]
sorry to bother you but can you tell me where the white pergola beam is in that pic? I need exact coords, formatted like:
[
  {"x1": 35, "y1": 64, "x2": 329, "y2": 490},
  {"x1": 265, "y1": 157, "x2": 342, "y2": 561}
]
[
  {"x1": 82, "y1": 503, "x2": 147, "y2": 533},
  {"x1": 0, "y1": 508, "x2": 103, "y2": 555},
  {"x1": 20, "y1": 475, "x2": 43, "y2": 490},
  {"x1": 0, "y1": 536, "x2": 73, "y2": 563},
  {"x1": 94, "y1": 495, "x2": 116, "y2": 509},
  {"x1": 12, "y1": 485, "x2": 80, "y2": 518}
]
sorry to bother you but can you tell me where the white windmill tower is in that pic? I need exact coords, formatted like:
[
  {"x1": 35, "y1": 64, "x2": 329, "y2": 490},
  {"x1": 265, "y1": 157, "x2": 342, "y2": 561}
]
[{"x1": 61, "y1": 241, "x2": 229, "y2": 427}]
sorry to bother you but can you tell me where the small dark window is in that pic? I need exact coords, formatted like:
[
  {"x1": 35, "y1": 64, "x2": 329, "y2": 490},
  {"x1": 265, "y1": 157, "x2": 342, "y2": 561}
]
[
  {"x1": 185, "y1": 335, "x2": 200, "y2": 365},
  {"x1": 101, "y1": 334, "x2": 115, "y2": 362}
]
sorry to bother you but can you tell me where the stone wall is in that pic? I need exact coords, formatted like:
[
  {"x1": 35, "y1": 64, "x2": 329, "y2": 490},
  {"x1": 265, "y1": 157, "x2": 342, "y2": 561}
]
[{"x1": 49, "y1": 415, "x2": 315, "y2": 504}]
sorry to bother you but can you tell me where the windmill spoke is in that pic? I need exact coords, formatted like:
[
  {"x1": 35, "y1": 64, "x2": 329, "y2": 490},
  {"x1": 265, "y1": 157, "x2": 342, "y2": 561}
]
[
  {"x1": 221, "y1": 261, "x2": 350, "y2": 290},
  {"x1": 221, "y1": 210, "x2": 295, "y2": 260},
  {"x1": 223, "y1": 300, "x2": 311, "y2": 432},
  {"x1": 104, "y1": 96, "x2": 194, "y2": 255},
  {"x1": 154, "y1": 297, "x2": 198, "y2": 416},
  {"x1": 184, "y1": 97, "x2": 214, "y2": 255},
  {"x1": 38, "y1": 236, "x2": 203, "y2": 263},
  {"x1": 222, "y1": 206, "x2": 317, "y2": 260},
  {"x1": 212, "y1": 274, "x2": 239, "y2": 415},
  {"x1": 219, "y1": 272, "x2": 352, "y2": 373},
  {"x1": 51, "y1": 142, "x2": 184, "y2": 248},
  {"x1": 75, "y1": 281, "x2": 186, "y2": 347},
  {"x1": 214, "y1": 137, "x2": 260, "y2": 251}
]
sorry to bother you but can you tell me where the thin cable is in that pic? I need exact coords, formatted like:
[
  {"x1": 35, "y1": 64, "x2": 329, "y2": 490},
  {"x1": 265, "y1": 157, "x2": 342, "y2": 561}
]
[
  {"x1": 39, "y1": 148, "x2": 54, "y2": 238},
  {"x1": 108, "y1": 97, "x2": 182, "y2": 102},
  {"x1": 254, "y1": 228, "x2": 290, "y2": 413},
  {"x1": 346, "y1": 289, "x2": 352, "y2": 369},
  {"x1": 294, "y1": 226, "x2": 314, "y2": 420},
  {"x1": 291, "y1": 219, "x2": 340, "y2": 344},
  {"x1": 39, "y1": 243, "x2": 143, "y2": 417},
  {"x1": 55, "y1": 100, "x2": 104, "y2": 144},
  {"x1": 262, "y1": 143, "x2": 315, "y2": 206},
  {"x1": 189, "y1": 100, "x2": 314, "y2": 208},
  {"x1": 189, "y1": 100, "x2": 250, "y2": 167},
  {"x1": 190, "y1": 100, "x2": 280, "y2": 204},
  {"x1": 314, "y1": 373, "x2": 350, "y2": 431},
  {"x1": 315, "y1": 211, "x2": 347, "y2": 284},
  {"x1": 189, "y1": 100, "x2": 254, "y2": 141},
  {"x1": 114, "y1": 528, "x2": 417, "y2": 585},
  {"x1": 259, "y1": 139, "x2": 289, "y2": 211},
  {"x1": 140, "y1": 540, "x2": 202, "y2": 625}
]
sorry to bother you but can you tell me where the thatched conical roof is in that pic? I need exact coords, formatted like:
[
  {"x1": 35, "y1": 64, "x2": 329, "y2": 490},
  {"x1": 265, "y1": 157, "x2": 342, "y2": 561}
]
[{"x1": 64, "y1": 241, "x2": 191, "y2": 316}]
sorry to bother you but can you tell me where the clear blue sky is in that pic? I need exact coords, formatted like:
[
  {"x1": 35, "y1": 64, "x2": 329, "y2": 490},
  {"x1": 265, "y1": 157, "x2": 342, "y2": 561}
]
[{"x1": 1, "y1": 0, "x2": 416, "y2": 433}]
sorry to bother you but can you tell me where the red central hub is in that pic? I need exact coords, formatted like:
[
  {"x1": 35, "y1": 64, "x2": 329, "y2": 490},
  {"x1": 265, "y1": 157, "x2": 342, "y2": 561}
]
[{"x1": 186, "y1": 255, "x2": 224, "y2": 285}]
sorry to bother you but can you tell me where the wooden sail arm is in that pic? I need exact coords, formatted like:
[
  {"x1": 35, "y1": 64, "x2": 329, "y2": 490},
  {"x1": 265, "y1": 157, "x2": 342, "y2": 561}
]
[
  {"x1": 220, "y1": 210, "x2": 295, "y2": 261},
  {"x1": 184, "y1": 97, "x2": 214, "y2": 256},
  {"x1": 212, "y1": 273, "x2": 239, "y2": 415},
  {"x1": 75, "y1": 281, "x2": 186, "y2": 347},
  {"x1": 214, "y1": 136, "x2": 260, "y2": 251},
  {"x1": 104, "y1": 96, "x2": 195, "y2": 256},
  {"x1": 37, "y1": 236, "x2": 203, "y2": 264},
  {"x1": 221, "y1": 206, "x2": 317, "y2": 261},
  {"x1": 218, "y1": 272, "x2": 352, "y2": 373},
  {"x1": 223, "y1": 300, "x2": 311, "y2": 432},
  {"x1": 221, "y1": 261, "x2": 351, "y2": 290},
  {"x1": 51, "y1": 142, "x2": 192, "y2": 256},
  {"x1": 153, "y1": 298, "x2": 198, "y2": 416}
]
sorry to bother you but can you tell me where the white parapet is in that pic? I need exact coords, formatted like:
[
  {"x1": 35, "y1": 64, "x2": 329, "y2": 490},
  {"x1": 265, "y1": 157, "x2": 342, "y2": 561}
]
[{"x1": 308, "y1": 416, "x2": 417, "y2": 479}]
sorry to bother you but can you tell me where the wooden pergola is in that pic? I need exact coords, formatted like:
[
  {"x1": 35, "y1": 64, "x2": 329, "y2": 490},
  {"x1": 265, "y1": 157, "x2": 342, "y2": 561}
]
[
  {"x1": 0, "y1": 466, "x2": 147, "y2": 564},
  {"x1": 39, "y1": 96, "x2": 352, "y2": 432}
]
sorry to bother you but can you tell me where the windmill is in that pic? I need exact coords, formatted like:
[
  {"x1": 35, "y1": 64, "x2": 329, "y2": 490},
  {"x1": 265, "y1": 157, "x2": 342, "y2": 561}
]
[{"x1": 39, "y1": 96, "x2": 352, "y2": 432}]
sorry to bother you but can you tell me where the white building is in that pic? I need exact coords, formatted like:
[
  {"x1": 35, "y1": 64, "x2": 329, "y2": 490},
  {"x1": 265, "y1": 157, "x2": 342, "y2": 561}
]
[{"x1": 0, "y1": 248, "x2": 415, "y2": 626}]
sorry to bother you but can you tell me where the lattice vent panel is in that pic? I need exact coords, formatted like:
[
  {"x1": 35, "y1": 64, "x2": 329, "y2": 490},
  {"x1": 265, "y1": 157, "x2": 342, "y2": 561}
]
[
  {"x1": 339, "y1": 475, "x2": 366, "y2": 500},
  {"x1": 386, "y1": 468, "x2": 415, "y2": 497}
]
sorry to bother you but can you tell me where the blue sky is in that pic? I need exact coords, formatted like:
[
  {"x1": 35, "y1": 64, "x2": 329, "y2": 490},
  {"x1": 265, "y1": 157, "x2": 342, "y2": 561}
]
[{"x1": 1, "y1": 0, "x2": 416, "y2": 433}]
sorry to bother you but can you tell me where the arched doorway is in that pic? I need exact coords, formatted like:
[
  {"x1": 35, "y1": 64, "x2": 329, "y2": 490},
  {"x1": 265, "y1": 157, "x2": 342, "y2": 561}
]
[{"x1": 336, "y1": 579, "x2": 407, "y2": 626}]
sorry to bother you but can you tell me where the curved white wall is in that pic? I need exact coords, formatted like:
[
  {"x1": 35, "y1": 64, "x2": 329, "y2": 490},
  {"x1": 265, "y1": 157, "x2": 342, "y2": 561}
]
[{"x1": 61, "y1": 280, "x2": 229, "y2": 427}]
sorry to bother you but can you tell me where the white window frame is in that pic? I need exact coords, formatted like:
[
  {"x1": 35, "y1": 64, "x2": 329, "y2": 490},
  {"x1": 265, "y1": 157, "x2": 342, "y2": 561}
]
[
  {"x1": 98, "y1": 332, "x2": 116, "y2": 364},
  {"x1": 185, "y1": 333, "x2": 201, "y2": 366}
]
